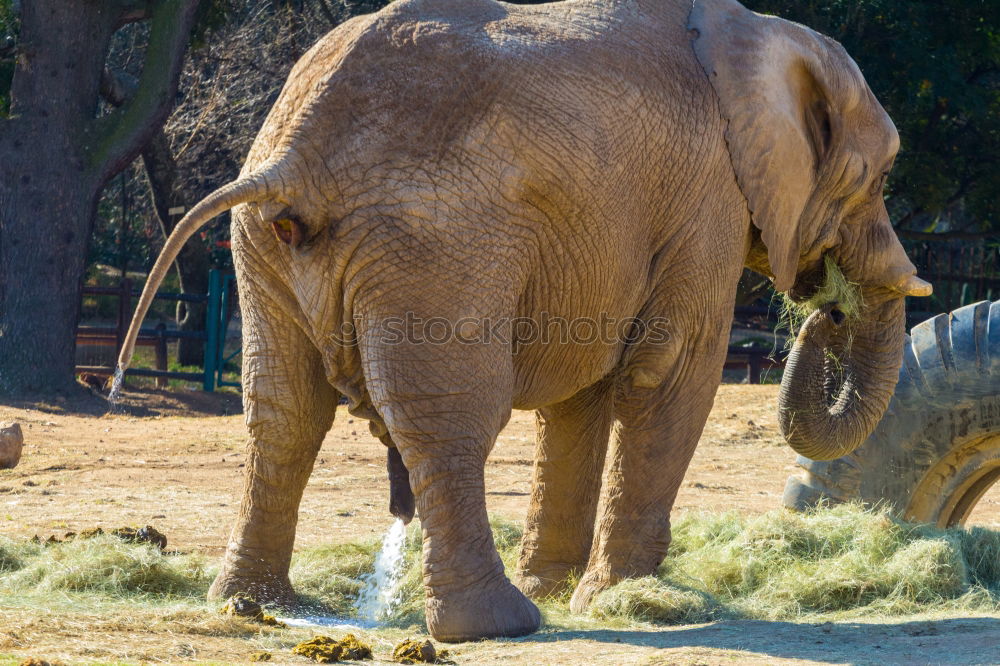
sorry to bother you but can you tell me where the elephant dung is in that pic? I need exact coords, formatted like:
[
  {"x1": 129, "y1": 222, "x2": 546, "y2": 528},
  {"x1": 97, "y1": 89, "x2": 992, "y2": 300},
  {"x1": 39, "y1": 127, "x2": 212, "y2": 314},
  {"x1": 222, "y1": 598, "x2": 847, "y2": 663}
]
[
  {"x1": 292, "y1": 634, "x2": 373, "y2": 662},
  {"x1": 0, "y1": 422, "x2": 23, "y2": 469},
  {"x1": 392, "y1": 639, "x2": 447, "y2": 664},
  {"x1": 111, "y1": 525, "x2": 168, "y2": 550},
  {"x1": 220, "y1": 593, "x2": 286, "y2": 628},
  {"x1": 221, "y1": 593, "x2": 264, "y2": 619}
]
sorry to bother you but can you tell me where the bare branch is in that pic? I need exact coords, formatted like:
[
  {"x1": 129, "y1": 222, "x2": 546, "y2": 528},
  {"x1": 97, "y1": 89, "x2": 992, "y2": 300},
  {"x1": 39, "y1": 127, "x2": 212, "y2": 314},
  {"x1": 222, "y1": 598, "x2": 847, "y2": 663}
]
[{"x1": 314, "y1": 0, "x2": 339, "y2": 26}]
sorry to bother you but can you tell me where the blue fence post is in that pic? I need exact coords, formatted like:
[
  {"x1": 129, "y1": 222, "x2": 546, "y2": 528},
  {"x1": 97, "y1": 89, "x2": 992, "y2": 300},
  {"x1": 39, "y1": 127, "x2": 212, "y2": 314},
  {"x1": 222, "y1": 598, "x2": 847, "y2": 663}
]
[{"x1": 203, "y1": 269, "x2": 222, "y2": 392}]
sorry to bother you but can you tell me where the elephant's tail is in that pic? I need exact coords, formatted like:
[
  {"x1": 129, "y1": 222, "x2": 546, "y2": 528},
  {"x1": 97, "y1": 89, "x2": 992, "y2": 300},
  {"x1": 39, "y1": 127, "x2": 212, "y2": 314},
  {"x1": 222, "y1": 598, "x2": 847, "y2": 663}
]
[{"x1": 114, "y1": 165, "x2": 282, "y2": 384}]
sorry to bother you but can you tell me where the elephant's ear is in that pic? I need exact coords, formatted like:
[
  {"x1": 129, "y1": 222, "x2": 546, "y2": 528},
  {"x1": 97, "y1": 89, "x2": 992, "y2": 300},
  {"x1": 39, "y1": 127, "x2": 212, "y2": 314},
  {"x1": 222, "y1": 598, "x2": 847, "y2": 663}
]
[{"x1": 689, "y1": 0, "x2": 861, "y2": 292}]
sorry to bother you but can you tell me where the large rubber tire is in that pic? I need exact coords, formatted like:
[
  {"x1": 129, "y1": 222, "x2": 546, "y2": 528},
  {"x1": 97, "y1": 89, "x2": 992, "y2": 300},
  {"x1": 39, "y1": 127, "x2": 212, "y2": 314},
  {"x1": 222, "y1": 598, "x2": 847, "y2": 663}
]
[{"x1": 784, "y1": 300, "x2": 1000, "y2": 527}]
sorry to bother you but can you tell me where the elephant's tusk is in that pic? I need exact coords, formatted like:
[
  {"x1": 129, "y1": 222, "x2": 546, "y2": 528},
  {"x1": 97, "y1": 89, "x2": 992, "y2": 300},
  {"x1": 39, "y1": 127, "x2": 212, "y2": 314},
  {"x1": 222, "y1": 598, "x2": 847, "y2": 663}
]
[{"x1": 892, "y1": 274, "x2": 933, "y2": 298}]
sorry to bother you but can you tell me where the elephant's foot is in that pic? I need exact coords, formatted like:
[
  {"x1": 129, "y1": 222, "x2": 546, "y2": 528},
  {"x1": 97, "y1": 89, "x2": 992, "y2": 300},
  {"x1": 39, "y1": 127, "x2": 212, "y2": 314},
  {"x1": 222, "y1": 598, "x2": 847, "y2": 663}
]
[
  {"x1": 515, "y1": 562, "x2": 577, "y2": 599},
  {"x1": 208, "y1": 568, "x2": 297, "y2": 609},
  {"x1": 426, "y1": 578, "x2": 541, "y2": 642}
]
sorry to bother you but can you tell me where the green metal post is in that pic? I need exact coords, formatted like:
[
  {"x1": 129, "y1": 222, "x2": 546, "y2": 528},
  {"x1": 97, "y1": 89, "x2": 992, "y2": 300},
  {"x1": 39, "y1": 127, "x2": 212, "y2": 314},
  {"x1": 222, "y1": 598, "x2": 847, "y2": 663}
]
[
  {"x1": 203, "y1": 269, "x2": 222, "y2": 392},
  {"x1": 215, "y1": 274, "x2": 243, "y2": 388},
  {"x1": 218, "y1": 273, "x2": 232, "y2": 388}
]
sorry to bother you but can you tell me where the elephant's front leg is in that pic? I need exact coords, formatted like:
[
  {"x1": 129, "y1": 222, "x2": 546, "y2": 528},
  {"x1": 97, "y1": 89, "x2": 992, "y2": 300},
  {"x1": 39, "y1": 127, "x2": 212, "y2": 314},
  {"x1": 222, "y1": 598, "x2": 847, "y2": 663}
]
[
  {"x1": 569, "y1": 340, "x2": 726, "y2": 613},
  {"x1": 208, "y1": 303, "x2": 336, "y2": 606},
  {"x1": 361, "y1": 314, "x2": 540, "y2": 642},
  {"x1": 516, "y1": 379, "x2": 613, "y2": 598}
]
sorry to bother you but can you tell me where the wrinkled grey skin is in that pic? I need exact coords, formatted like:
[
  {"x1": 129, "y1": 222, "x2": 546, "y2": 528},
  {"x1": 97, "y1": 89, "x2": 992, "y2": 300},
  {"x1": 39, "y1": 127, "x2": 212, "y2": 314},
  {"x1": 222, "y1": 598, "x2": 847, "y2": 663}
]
[{"x1": 118, "y1": 0, "x2": 930, "y2": 642}]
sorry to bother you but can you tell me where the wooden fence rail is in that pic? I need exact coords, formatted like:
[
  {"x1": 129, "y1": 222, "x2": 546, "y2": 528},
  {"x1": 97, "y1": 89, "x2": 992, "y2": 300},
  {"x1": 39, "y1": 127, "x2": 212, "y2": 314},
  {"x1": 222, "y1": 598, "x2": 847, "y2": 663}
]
[{"x1": 75, "y1": 274, "x2": 229, "y2": 390}]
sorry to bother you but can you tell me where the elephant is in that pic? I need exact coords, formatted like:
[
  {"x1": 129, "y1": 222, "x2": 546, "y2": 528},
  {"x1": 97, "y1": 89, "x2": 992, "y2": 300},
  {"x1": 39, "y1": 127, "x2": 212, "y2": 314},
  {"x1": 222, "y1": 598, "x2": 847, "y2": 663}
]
[{"x1": 117, "y1": 0, "x2": 931, "y2": 642}]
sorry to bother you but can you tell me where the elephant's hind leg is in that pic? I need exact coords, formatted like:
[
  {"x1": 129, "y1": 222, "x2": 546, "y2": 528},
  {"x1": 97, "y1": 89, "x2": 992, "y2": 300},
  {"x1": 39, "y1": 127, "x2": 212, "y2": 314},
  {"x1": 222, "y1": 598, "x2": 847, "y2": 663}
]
[
  {"x1": 569, "y1": 336, "x2": 727, "y2": 613},
  {"x1": 360, "y1": 312, "x2": 540, "y2": 642},
  {"x1": 208, "y1": 291, "x2": 337, "y2": 607},
  {"x1": 516, "y1": 378, "x2": 614, "y2": 598}
]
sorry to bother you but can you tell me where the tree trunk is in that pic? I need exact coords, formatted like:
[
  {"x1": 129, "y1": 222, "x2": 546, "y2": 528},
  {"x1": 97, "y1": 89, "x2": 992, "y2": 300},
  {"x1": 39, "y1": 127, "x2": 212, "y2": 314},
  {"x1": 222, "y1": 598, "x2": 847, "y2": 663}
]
[
  {"x1": 142, "y1": 130, "x2": 210, "y2": 366},
  {"x1": 0, "y1": 0, "x2": 113, "y2": 395},
  {"x1": 0, "y1": 125, "x2": 100, "y2": 394}
]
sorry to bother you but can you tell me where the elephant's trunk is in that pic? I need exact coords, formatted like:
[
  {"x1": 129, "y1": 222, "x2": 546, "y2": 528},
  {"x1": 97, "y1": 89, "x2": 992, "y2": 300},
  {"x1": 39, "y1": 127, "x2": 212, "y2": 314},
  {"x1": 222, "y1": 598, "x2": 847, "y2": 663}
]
[
  {"x1": 778, "y1": 295, "x2": 906, "y2": 461},
  {"x1": 114, "y1": 166, "x2": 283, "y2": 379}
]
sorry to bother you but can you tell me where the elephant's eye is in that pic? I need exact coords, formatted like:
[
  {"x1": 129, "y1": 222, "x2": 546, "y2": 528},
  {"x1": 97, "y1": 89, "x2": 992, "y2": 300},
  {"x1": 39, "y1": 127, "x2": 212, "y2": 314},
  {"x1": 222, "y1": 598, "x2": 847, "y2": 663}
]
[{"x1": 871, "y1": 171, "x2": 889, "y2": 196}]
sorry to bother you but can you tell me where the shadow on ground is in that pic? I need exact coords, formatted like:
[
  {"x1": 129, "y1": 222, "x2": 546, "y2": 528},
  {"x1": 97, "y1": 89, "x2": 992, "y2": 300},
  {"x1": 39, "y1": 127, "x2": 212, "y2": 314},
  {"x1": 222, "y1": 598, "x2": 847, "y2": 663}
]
[
  {"x1": 0, "y1": 384, "x2": 242, "y2": 417},
  {"x1": 523, "y1": 617, "x2": 1000, "y2": 664}
]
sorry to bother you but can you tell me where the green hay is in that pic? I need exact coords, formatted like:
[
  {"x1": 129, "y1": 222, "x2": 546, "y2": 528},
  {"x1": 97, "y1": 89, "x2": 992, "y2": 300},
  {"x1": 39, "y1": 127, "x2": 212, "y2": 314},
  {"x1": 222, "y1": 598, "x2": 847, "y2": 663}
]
[
  {"x1": 5, "y1": 506, "x2": 1000, "y2": 633},
  {"x1": 779, "y1": 256, "x2": 864, "y2": 335},
  {"x1": 593, "y1": 504, "x2": 1000, "y2": 625},
  {"x1": 291, "y1": 507, "x2": 1000, "y2": 627},
  {"x1": 590, "y1": 578, "x2": 717, "y2": 624},
  {"x1": 290, "y1": 540, "x2": 380, "y2": 615},
  {"x1": 1, "y1": 533, "x2": 210, "y2": 598},
  {"x1": 0, "y1": 535, "x2": 41, "y2": 573},
  {"x1": 960, "y1": 526, "x2": 1000, "y2": 586}
]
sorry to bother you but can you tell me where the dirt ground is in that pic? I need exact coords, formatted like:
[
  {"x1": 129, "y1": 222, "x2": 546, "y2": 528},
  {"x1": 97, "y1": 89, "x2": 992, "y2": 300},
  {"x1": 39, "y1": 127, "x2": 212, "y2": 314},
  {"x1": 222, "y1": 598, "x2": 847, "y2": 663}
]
[{"x1": 3, "y1": 384, "x2": 1000, "y2": 664}]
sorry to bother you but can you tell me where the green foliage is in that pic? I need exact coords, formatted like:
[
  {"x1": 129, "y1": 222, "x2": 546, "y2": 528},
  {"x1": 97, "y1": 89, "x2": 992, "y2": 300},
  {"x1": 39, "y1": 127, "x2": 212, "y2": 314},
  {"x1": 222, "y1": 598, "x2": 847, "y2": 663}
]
[{"x1": 744, "y1": 0, "x2": 1000, "y2": 236}]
